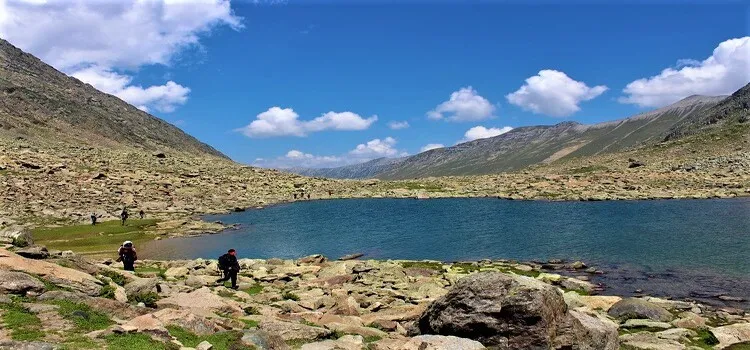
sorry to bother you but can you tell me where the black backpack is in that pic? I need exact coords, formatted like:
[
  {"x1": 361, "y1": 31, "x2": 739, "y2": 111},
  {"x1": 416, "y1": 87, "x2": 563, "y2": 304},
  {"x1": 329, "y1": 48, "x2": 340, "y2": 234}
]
[{"x1": 218, "y1": 254, "x2": 230, "y2": 270}]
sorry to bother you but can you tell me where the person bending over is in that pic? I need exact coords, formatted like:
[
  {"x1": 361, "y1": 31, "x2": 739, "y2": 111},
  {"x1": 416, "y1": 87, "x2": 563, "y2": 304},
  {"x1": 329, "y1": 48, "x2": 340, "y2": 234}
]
[{"x1": 216, "y1": 249, "x2": 240, "y2": 289}]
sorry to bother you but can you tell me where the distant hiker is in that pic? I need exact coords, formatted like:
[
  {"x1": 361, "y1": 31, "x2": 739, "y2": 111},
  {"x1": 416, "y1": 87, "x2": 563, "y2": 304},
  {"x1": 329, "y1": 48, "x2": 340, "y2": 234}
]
[
  {"x1": 120, "y1": 208, "x2": 129, "y2": 226},
  {"x1": 139, "y1": 210, "x2": 145, "y2": 219},
  {"x1": 328, "y1": 190, "x2": 333, "y2": 196},
  {"x1": 91, "y1": 213, "x2": 97, "y2": 225},
  {"x1": 216, "y1": 249, "x2": 240, "y2": 289},
  {"x1": 293, "y1": 193, "x2": 298, "y2": 200},
  {"x1": 117, "y1": 241, "x2": 137, "y2": 271}
]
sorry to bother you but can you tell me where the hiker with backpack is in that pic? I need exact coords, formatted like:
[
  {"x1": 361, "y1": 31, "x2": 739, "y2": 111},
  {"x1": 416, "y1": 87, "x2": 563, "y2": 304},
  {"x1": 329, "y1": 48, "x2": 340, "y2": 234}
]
[
  {"x1": 216, "y1": 249, "x2": 240, "y2": 289},
  {"x1": 117, "y1": 240, "x2": 137, "y2": 271},
  {"x1": 120, "y1": 207, "x2": 129, "y2": 226}
]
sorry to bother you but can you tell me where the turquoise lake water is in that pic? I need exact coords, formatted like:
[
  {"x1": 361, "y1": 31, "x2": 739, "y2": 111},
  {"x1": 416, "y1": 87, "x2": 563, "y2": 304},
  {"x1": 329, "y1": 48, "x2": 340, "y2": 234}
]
[{"x1": 142, "y1": 197, "x2": 750, "y2": 305}]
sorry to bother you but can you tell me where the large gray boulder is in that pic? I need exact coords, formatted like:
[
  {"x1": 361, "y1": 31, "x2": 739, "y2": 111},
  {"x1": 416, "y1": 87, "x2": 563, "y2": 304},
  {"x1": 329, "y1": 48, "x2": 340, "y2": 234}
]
[
  {"x1": 607, "y1": 298, "x2": 673, "y2": 322},
  {"x1": 0, "y1": 226, "x2": 33, "y2": 247},
  {"x1": 241, "y1": 330, "x2": 291, "y2": 350},
  {"x1": 418, "y1": 272, "x2": 568, "y2": 348},
  {"x1": 15, "y1": 246, "x2": 49, "y2": 260},
  {"x1": 554, "y1": 310, "x2": 619, "y2": 350},
  {"x1": 0, "y1": 270, "x2": 45, "y2": 294}
]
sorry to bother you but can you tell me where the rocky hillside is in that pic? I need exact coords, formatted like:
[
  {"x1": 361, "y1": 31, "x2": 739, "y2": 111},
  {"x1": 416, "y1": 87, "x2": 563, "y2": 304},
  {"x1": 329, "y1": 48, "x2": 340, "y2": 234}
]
[
  {"x1": 291, "y1": 92, "x2": 737, "y2": 180},
  {"x1": 291, "y1": 157, "x2": 407, "y2": 179},
  {"x1": 0, "y1": 39, "x2": 225, "y2": 158},
  {"x1": 0, "y1": 243, "x2": 749, "y2": 350}
]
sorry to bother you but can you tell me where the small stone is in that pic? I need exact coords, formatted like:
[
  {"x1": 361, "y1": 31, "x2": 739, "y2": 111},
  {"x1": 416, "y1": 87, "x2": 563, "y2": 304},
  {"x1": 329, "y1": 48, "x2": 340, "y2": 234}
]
[{"x1": 196, "y1": 341, "x2": 212, "y2": 350}]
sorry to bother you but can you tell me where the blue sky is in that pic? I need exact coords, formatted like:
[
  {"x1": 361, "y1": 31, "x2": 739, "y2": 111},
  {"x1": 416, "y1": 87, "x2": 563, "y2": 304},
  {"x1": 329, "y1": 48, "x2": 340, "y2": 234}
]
[{"x1": 1, "y1": 1, "x2": 748, "y2": 168}]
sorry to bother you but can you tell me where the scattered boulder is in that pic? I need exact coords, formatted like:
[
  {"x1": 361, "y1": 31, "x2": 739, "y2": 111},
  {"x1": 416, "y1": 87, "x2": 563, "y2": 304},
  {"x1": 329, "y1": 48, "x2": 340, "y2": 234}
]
[
  {"x1": 153, "y1": 152, "x2": 167, "y2": 158},
  {"x1": 405, "y1": 335, "x2": 485, "y2": 350},
  {"x1": 710, "y1": 323, "x2": 750, "y2": 349},
  {"x1": 258, "y1": 320, "x2": 332, "y2": 342},
  {"x1": 124, "y1": 277, "x2": 159, "y2": 296},
  {"x1": 196, "y1": 341, "x2": 213, "y2": 350},
  {"x1": 0, "y1": 226, "x2": 33, "y2": 247},
  {"x1": 339, "y1": 253, "x2": 365, "y2": 261},
  {"x1": 554, "y1": 310, "x2": 619, "y2": 350},
  {"x1": 299, "y1": 254, "x2": 327, "y2": 264},
  {"x1": 607, "y1": 298, "x2": 673, "y2": 322},
  {"x1": 418, "y1": 272, "x2": 567, "y2": 348},
  {"x1": 15, "y1": 246, "x2": 49, "y2": 259},
  {"x1": 156, "y1": 287, "x2": 244, "y2": 317},
  {"x1": 0, "y1": 270, "x2": 45, "y2": 294},
  {"x1": 241, "y1": 330, "x2": 290, "y2": 350}
]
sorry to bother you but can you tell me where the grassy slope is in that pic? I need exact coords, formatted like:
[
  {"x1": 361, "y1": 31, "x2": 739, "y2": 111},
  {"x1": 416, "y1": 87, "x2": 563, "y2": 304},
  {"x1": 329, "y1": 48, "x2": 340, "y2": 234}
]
[{"x1": 32, "y1": 219, "x2": 158, "y2": 256}]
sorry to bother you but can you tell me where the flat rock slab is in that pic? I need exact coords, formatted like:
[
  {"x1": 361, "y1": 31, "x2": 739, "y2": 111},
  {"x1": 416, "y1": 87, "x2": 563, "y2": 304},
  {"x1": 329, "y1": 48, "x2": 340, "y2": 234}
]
[{"x1": 0, "y1": 248, "x2": 102, "y2": 295}]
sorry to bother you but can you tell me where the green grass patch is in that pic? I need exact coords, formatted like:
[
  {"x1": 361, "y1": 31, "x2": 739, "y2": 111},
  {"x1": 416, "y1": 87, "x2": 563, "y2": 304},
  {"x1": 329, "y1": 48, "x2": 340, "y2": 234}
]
[
  {"x1": 135, "y1": 265, "x2": 167, "y2": 279},
  {"x1": 32, "y1": 219, "x2": 158, "y2": 255},
  {"x1": 452, "y1": 262, "x2": 480, "y2": 273},
  {"x1": 282, "y1": 291, "x2": 300, "y2": 301},
  {"x1": 129, "y1": 292, "x2": 160, "y2": 308},
  {"x1": 384, "y1": 181, "x2": 444, "y2": 192},
  {"x1": 54, "y1": 300, "x2": 113, "y2": 331},
  {"x1": 0, "y1": 303, "x2": 44, "y2": 341},
  {"x1": 105, "y1": 333, "x2": 178, "y2": 350},
  {"x1": 59, "y1": 335, "x2": 101, "y2": 350},
  {"x1": 498, "y1": 267, "x2": 541, "y2": 278},
  {"x1": 688, "y1": 329, "x2": 720, "y2": 349},
  {"x1": 400, "y1": 261, "x2": 444, "y2": 271},
  {"x1": 166, "y1": 326, "x2": 253, "y2": 350},
  {"x1": 242, "y1": 284, "x2": 264, "y2": 295},
  {"x1": 241, "y1": 319, "x2": 259, "y2": 328},
  {"x1": 363, "y1": 335, "x2": 382, "y2": 343},
  {"x1": 98, "y1": 284, "x2": 116, "y2": 299},
  {"x1": 99, "y1": 269, "x2": 127, "y2": 286}
]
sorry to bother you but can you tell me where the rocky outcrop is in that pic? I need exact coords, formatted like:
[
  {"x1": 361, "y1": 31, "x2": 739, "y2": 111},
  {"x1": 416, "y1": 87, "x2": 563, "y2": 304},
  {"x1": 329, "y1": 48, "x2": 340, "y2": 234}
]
[
  {"x1": 607, "y1": 298, "x2": 673, "y2": 322},
  {"x1": 0, "y1": 248, "x2": 102, "y2": 295},
  {"x1": 0, "y1": 270, "x2": 45, "y2": 294},
  {"x1": 0, "y1": 226, "x2": 33, "y2": 247},
  {"x1": 418, "y1": 272, "x2": 619, "y2": 349},
  {"x1": 418, "y1": 272, "x2": 567, "y2": 347}
]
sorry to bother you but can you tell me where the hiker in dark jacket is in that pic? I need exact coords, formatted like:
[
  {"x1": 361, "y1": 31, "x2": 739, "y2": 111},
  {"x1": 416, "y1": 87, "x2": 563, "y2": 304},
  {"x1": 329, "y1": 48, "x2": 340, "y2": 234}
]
[
  {"x1": 216, "y1": 249, "x2": 240, "y2": 289},
  {"x1": 120, "y1": 208, "x2": 129, "y2": 226},
  {"x1": 118, "y1": 241, "x2": 137, "y2": 271},
  {"x1": 91, "y1": 213, "x2": 97, "y2": 225}
]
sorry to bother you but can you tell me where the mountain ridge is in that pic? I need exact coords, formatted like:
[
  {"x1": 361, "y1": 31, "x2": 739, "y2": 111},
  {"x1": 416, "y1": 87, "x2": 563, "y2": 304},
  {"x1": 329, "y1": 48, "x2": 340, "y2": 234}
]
[
  {"x1": 287, "y1": 92, "x2": 739, "y2": 179},
  {"x1": 0, "y1": 38, "x2": 227, "y2": 158}
]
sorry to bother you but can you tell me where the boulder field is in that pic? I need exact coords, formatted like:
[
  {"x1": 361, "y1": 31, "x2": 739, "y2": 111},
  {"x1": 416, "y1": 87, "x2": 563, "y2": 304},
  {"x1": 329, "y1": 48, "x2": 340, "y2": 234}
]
[{"x1": 0, "y1": 247, "x2": 749, "y2": 350}]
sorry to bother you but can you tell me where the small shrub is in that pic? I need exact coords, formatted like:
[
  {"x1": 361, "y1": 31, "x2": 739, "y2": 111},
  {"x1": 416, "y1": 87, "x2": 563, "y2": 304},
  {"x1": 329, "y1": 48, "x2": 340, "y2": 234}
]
[
  {"x1": 100, "y1": 270, "x2": 127, "y2": 286},
  {"x1": 98, "y1": 284, "x2": 117, "y2": 299},
  {"x1": 129, "y1": 292, "x2": 160, "y2": 308},
  {"x1": 243, "y1": 306, "x2": 260, "y2": 315},
  {"x1": 282, "y1": 291, "x2": 300, "y2": 301}
]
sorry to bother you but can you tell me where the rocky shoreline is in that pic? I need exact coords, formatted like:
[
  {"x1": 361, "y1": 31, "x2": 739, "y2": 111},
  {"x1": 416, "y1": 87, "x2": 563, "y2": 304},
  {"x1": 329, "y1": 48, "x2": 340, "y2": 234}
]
[{"x1": 1, "y1": 237, "x2": 749, "y2": 349}]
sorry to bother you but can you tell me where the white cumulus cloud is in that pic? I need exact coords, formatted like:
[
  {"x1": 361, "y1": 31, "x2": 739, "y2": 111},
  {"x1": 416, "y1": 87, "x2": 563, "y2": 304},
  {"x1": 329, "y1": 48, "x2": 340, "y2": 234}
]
[
  {"x1": 460, "y1": 126, "x2": 513, "y2": 143},
  {"x1": 506, "y1": 70, "x2": 607, "y2": 117},
  {"x1": 0, "y1": 0, "x2": 241, "y2": 113},
  {"x1": 427, "y1": 87, "x2": 496, "y2": 122},
  {"x1": 237, "y1": 107, "x2": 377, "y2": 138},
  {"x1": 350, "y1": 137, "x2": 402, "y2": 158},
  {"x1": 71, "y1": 66, "x2": 189, "y2": 113},
  {"x1": 387, "y1": 121, "x2": 410, "y2": 130},
  {"x1": 620, "y1": 37, "x2": 750, "y2": 108},
  {"x1": 255, "y1": 137, "x2": 407, "y2": 169},
  {"x1": 420, "y1": 143, "x2": 444, "y2": 152}
]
